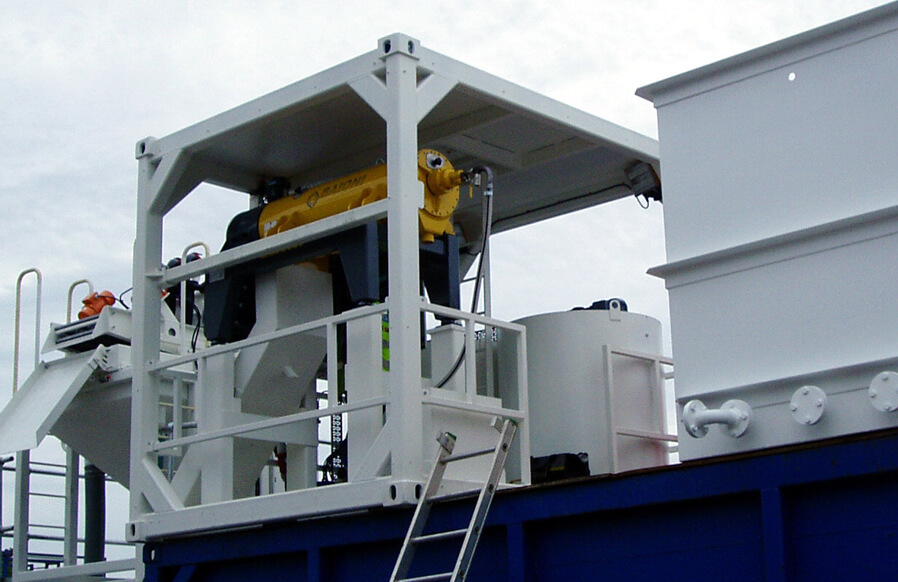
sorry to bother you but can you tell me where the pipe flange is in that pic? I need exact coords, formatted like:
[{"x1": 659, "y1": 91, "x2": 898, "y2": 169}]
[
  {"x1": 682, "y1": 400, "x2": 710, "y2": 438},
  {"x1": 721, "y1": 399, "x2": 752, "y2": 438},
  {"x1": 869, "y1": 371, "x2": 898, "y2": 413},
  {"x1": 790, "y1": 385, "x2": 827, "y2": 425}
]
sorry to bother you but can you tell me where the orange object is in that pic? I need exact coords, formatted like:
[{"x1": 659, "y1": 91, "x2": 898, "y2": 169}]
[{"x1": 78, "y1": 290, "x2": 116, "y2": 320}]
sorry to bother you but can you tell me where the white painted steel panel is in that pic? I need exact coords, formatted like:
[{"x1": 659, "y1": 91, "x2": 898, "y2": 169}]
[
  {"x1": 0, "y1": 348, "x2": 103, "y2": 454},
  {"x1": 641, "y1": 4, "x2": 898, "y2": 459},
  {"x1": 663, "y1": 215, "x2": 898, "y2": 399},
  {"x1": 642, "y1": 5, "x2": 898, "y2": 263}
]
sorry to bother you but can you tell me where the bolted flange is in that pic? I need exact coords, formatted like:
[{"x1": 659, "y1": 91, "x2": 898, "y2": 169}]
[
  {"x1": 790, "y1": 385, "x2": 827, "y2": 425},
  {"x1": 869, "y1": 371, "x2": 898, "y2": 413},
  {"x1": 682, "y1": 400, "x2": 710, "y2": 438},
  {"x1": 721, "y1": 400, "x2": 752, "y2": 438}
]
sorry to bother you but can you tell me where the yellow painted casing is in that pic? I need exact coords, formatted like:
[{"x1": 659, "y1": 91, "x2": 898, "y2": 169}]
[{"x1": 258, "y1": 150, "x2": 463, "y2": 244}]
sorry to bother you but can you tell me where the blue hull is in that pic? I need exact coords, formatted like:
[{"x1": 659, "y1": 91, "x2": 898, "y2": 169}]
[{"x1": 144, "y1": 430, "x2": 898, "y2": 581}]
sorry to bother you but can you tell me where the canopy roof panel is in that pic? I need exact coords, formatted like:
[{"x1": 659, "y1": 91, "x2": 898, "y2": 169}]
[{"x1": 144, "y1": 34, "x2": 659, "y2": 235}]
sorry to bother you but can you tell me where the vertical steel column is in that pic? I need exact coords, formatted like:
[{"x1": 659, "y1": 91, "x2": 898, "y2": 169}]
[
  {"x1": 306, "y1": 546, "x2": 321, "y2": 582},
  {"x1": 63, "y1": 448, "x2": 79, "y2": 565},
  {"x1": 84, "y1": 463, "x2": 106, "y2": 563},
  {"x1": 130, "y1": 145, "x2": 165, "y2": 525},
  {"x1": 0, "y1": 457, "x2": 9, "y2": 535},
  {"x1": 761, "y1": 487, "x2": 788, "y2": 582},
  {"x1": 382, "y1": 38, "x2": 424, "y2": 483},
  {"x1": 506, "y1": 522, "x2": 526, "y2": 582},
  {"x1": 12, "y1": 451, "x2": 29, "y2": 573},
  {"x1": 64, "y1": 281, "x2": 85, "y2": 567}
]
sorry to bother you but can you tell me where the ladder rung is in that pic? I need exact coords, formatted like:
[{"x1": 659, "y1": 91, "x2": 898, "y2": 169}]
[
  {"x1": 412, "y1": 528, "x2": 467, "y2": 544},
  {"x1": 443, "y1": 448, "x2": 494, "y2": 463},
  {"x1": 397, "y1": 573, "x2": 452, "y2": 582}
]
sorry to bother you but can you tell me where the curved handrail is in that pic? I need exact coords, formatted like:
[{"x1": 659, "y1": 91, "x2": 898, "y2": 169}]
[
  {"x1": 14, "y1": 268, "x2": 42, "y2": 393},
  {"x1": 65, "y1": 279, "x2": 94, "y2": 323}
]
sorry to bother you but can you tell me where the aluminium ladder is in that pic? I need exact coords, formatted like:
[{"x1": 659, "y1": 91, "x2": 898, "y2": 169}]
[{"x1": 390, "y1": 417, "x2": 517, "y2": 582}]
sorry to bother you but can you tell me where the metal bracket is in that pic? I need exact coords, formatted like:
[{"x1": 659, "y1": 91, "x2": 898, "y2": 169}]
[
  {"x1": 437, "y1": 431, "x2": 457, "y2": 454},
  {"x1": 378, "y1": 33, "x2": 420, "y2": 59}
]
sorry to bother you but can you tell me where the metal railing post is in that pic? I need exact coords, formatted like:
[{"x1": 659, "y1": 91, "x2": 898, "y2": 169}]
[{"x1": 13, "y1": 267, "x2": 42, "y2": 575}]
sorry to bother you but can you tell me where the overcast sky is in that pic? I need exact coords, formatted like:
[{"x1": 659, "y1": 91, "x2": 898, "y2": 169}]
[{"x1": 0, "y1": 0, "x2": 889, "y2": 553}]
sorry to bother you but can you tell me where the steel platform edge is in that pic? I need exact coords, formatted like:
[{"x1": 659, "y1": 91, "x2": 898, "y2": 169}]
[{"x1": 143, "y1": 428, "x2": 898, "y2": 581}]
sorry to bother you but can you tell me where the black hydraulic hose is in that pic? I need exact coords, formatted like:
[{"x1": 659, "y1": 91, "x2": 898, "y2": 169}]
[
  {"x1": 468, "y1": 166, "x2": 494, "y2": 315},
  {"x1": 434, "y1": 167, "x2": 494, "y2": 390}
]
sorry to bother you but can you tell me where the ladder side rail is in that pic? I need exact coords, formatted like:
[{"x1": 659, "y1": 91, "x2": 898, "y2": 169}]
[
  {"x1": 606, "y1": 347, "x2": 677, "y2": 469},
  {"x1": 390, "y1": 436, "x2": 456, "y2": 582},
  {"x1": 451, "y1": 419, "x2": 516, "y2": 581}
]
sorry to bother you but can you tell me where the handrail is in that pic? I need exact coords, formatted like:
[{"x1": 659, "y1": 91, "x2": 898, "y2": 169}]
[
  {"x1": 421, "y1": 301, "x2": 526, "y2": 401},
  {"x1": 152, "y1": 396, "x2": 388, "y2": 452},
  {"x1": 424, "y1": 301, "x2": 526, "y2": 333},
  {"x1": 159, "y1": 199, "x2": 388, "y2": 287},
  {"x1": 65, "y1": 279, "x2": 93, "y2": 324},
  {"x1": 421, "y1": 395, "x2": 525, "y2": 420},
  {"x1": 14, "y1": 268, "x2": 42, "y2": 392},
  {"x1": 147, "y1": 301, "x2": 390, "y2": 372}
]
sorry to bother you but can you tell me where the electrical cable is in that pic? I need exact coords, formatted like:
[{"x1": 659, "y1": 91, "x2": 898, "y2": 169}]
[{"x1": 117, "y1": 287, "x2": 133, "y2": 310}]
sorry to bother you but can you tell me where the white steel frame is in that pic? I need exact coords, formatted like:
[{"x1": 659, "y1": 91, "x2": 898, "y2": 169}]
[{"x1": 128, "y1": 34, "x2": 533, "y2": 542}]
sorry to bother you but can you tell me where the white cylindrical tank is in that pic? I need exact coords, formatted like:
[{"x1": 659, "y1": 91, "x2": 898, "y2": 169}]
[{"x1": 516, "y1": 301, "x2": 668, "y2": 476}]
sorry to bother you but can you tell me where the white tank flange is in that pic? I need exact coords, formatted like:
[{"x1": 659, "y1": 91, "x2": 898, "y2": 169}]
[
  {"x1": 869, "y1": 371, "x2": 898, "y2": 413},
  {"x1": 790, "y1": 385, "x2": 827, "y2": 425},
  {"x1": 682, "y1": 399, "x2": 752, "y2": 439}
]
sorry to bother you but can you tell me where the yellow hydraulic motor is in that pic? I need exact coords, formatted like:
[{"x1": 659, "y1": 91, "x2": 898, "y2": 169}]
[
  {"x1": 205, "y1": 150, "x2": 474, "y2": 344},
  {"x1": 258, "y1": 150, "x2": 464, "y2": 244}
]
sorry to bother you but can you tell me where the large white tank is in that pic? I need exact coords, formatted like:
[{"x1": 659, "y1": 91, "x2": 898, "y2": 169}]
[
  {"x1": 638, "y1": 6, "x2": 898, "y2": 460},
  {"x1": 515, "y1": 301, "x2": 670, "y2": 476}
]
